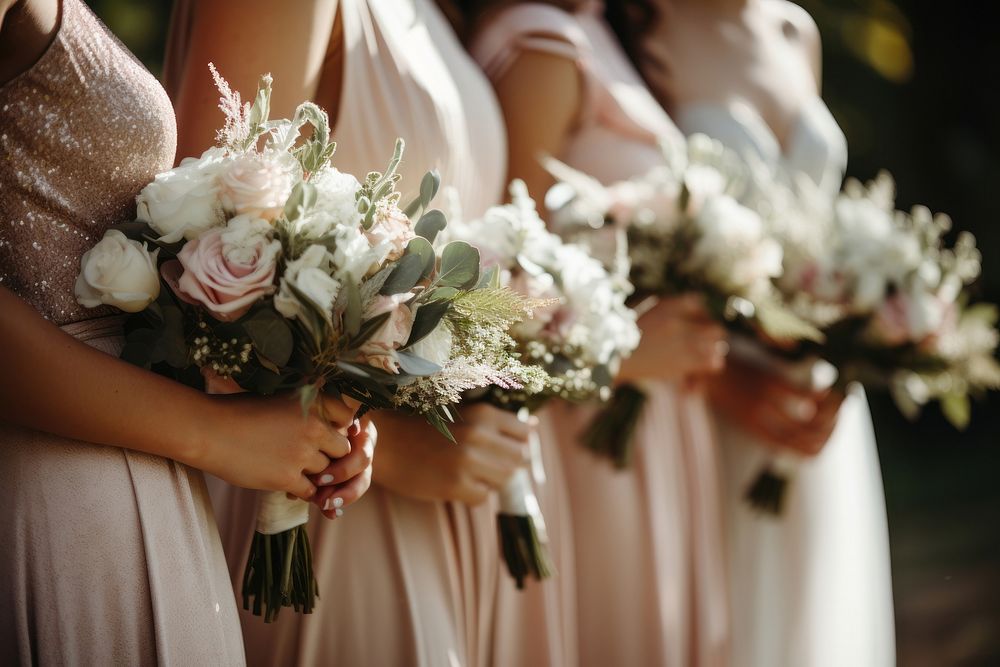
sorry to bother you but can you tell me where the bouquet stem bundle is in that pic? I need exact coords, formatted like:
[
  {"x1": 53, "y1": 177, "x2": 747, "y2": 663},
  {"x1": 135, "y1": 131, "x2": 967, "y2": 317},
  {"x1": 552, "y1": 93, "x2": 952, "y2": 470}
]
[
  {"x1": 582, "y1": 383, "x2": 647, "y2": 469},
  {"x1": 497, "y1": 409, "x2": 553, "y2": 588},
  {"x1": 242, "y1": 522, "x2": 318, "y2": 622}
]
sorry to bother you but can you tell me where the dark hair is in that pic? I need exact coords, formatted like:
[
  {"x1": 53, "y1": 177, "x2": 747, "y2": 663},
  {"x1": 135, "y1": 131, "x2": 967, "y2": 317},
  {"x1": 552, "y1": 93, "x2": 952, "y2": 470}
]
[
  {"x1": 603, "y1": 0, "x2": 662, "y2": 75},
  {"x1": 437, "y1": 0, "x2": 588, "y2": 42}
]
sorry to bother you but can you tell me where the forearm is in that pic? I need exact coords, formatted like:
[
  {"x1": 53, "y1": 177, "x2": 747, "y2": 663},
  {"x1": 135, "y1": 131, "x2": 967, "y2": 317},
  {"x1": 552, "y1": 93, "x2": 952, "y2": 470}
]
[{"x1": 0, "y1": 287, "x2": 216, "y2": 465}]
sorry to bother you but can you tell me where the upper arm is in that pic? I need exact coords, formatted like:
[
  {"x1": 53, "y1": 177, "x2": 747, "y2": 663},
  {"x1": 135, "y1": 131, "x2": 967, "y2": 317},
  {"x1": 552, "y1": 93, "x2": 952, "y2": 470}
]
[
  {"x1": 491, "y1": 47, "x2": 583, "y2": 203},
  {"x1": 167, "y1": 0, "x2": 338, "y2": 162}
]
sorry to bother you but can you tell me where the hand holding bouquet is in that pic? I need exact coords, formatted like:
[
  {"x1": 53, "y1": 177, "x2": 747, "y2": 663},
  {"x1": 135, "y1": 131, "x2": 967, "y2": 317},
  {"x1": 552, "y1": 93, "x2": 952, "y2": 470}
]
[
  {"x1": 75, "y1": 68, "x2": 539, "y2": 619},
  {"x1": 445, "y1": 181, "x2": 640, "y2": 586}
]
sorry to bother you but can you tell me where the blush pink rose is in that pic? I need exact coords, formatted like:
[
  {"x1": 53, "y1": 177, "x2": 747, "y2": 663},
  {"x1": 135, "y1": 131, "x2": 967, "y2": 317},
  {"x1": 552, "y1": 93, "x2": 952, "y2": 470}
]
[
  {"x1": 219, "y1": 156, "x2": 293, "y2": 222},
  {"x1": 358, "y1": 292, "x2": 416, "y2": 373},
  {"x1": 172, "y1": 218, "x2": 281, "y2": 321},
  {"x1": 366, "y1": 202, "x2": 415, "y2": 261}
]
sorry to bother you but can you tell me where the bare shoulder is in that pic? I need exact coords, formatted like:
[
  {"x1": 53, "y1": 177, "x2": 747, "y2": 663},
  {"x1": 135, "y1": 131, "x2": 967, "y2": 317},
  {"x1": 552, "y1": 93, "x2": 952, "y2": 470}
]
[{"x1": 763, "y1": 0, "x2": 822, "y2": 78}]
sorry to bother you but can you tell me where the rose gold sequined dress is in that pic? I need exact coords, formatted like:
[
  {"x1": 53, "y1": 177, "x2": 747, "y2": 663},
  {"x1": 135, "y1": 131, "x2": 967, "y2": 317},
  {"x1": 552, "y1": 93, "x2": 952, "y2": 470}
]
[{"x1": 0, "y1": 1, "x2": 244, "y2": 664}]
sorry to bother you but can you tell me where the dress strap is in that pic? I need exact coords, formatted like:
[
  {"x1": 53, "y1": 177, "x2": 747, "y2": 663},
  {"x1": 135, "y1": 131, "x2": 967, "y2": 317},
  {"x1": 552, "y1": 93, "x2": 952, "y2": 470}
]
[{"x1": 471, "y1": 4, "x2": 591, "y2": 82}]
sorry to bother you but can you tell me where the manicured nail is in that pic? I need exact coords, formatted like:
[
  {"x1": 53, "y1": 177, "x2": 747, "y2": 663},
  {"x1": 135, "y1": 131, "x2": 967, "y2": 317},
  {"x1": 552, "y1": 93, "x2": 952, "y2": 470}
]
[
  {"x1": 319, "y1": 474, "x2": 334, "y2": 485},
  {"x1": 334, "y1": 508, "x2": 344, "y2": 517},
  {"x1": 348, "y1": 419, "x2": 361, "y2": 437},
  {"x1": 332, "y1": 496, "x2": 344, "y2": 509}
]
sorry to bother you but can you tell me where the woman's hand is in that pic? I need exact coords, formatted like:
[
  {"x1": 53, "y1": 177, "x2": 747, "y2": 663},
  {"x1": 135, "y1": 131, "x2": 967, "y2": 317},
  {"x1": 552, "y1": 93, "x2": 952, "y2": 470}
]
[
  {"x1": 707, "y1": 358, "x2": 844, "y2": 456},
  {"x1": 310, "y1": 414, "x2": 377, "y2": 518},
  {"x1": 372, "y1": 403, "x2": 533, "y2": 506},
  {"x1": 618, "y1": 294, "x2": 728, "y2": 384},
  {"x1": 197, "y1": 393, "x2": 356, "y2": 501}
]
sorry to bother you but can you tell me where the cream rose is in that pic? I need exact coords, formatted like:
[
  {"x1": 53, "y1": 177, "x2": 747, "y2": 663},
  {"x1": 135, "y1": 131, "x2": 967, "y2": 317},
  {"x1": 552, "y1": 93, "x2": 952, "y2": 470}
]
[
  {"x1": 358, "y1": 293, "x2": 416, "y2": 373},
  {"x1": 274, "y1": 244, "x2": 342, "y2": 322},
  {"x1": 137, "y1": 148, "x2": 226, "y2": 243},
  {"x1": 75, "y1": 229, "x2": 160, "y2": 312},
  {"x1": 171, "y1": 216, "x2": 280, "y2": 321},
  {"x1": 365, "y1": 201, "x2": 415, "y2": 262},
  {"x1": 218, "y1": 155, "x2": 294, "y2": 222},
  {"x1": 407, "y1": 321, "x2": 454, "y2": 367},
  {"x1": 296, "y1": 167, "x2": 362, "y2": 238}
]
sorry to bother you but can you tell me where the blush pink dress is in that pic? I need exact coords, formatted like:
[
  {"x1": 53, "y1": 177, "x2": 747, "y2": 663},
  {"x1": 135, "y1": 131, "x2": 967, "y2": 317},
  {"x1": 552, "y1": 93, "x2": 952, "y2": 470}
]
[
  {"x1": 472, "y1": 3, "x2": 730, "y2": 665},
  {"x1": 167, "y1": 0, "x2": 574, "y2": 665},
  {"x1": 0, "y1": 0, "x2": 244, "y2": 664}
]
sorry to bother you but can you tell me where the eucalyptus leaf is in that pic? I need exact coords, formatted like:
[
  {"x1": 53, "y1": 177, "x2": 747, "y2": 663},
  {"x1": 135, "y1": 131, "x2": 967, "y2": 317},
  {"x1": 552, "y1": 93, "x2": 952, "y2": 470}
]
[
  {"x1": 437, "y1": 241, "x2": 480, "y2": 289},
  {"x1": 405, "y1": 301, "x2": 450, "y2": 347},
  {"x1": 350, "y1": 311, "x2": 391, "y2": 347},
  {"x1": 414, "y1": 209, "x2": 447, "y2": 244},
  {"x1": 406, "y1": 236, "x2": 436, "y2": 281},
  {"x1": 419, "y1": 170, "x2": 441, "y2": 208},
  {"x1": 425, "y1": 286, "x2": 459, "y2": 301},
  {"x1": 360, "y1": 265, "x2": 395, "y2": 309},
  {"x1": 243, "y1": 308, "x2": 294, "y2": 366},
  {"x1": 380, "y1": 253, "x2": 425, "y2": 295},
  {"x1": 475, "y1": 265, "x2": 501, "y2": 290}
]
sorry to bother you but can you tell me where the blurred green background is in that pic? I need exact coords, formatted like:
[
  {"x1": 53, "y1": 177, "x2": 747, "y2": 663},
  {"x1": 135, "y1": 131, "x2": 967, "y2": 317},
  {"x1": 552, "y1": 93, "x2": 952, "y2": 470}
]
[{"x1": 86, "y1": 0, "x2": 998, "y2": 663}]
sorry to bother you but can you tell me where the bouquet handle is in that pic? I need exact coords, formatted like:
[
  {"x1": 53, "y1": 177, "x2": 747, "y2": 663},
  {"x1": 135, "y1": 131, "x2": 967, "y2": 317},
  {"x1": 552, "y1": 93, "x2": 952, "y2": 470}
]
[{"x1": 497, "y1": 408, "x2": 554, "y2": 589}]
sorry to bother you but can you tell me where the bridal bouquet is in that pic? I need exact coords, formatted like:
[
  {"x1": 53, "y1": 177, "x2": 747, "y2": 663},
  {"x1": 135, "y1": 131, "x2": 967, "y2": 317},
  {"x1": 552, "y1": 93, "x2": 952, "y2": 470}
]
[
  {"x1": 745, "y1": 172, "x2": 1000, "y2": 513},
  {"x1": 74, "y1": 68, "x2": 538, "y2": 620},
  {"x1": 545, "y1": 135, "x2": 820, "y2": 465},
  {"x1": 445, "y1": 181, "x2": 640, "y2": 587}
]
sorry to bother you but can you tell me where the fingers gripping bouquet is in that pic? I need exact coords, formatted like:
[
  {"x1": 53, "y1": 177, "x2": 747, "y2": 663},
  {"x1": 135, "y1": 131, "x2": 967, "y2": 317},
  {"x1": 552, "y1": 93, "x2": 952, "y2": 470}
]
[
  {"x1": 747, "y1": 172, "x2": 1000, "y2": 513},
  {"x1": 545, "y1": 135, "x2": 821, "y2": 466},
  {"x1": 445, "y1": 181, "x2": 640, "y2": 587},
  {"x1": 74, "y1": 68, "x2": 538, "y2": 620}
]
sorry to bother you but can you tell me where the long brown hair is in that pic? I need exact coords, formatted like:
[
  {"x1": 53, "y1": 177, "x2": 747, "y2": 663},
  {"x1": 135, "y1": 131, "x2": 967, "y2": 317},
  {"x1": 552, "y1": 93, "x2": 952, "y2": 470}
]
[{"x1": 603, "y1": 0, "x2": 662, "y2": 75}]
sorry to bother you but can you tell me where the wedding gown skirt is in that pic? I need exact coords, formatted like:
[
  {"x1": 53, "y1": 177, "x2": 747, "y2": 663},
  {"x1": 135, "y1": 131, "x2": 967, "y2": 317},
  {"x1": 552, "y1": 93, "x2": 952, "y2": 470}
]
[{"x1": 718, "y1": 386, "x2": 896, "y2": 666}]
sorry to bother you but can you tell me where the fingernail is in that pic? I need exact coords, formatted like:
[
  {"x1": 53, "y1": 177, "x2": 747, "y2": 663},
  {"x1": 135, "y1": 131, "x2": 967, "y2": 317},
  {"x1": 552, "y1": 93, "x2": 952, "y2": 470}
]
[
  {"x1": 348, "y1": 419, "x2": 361, "y2": 437},
  {"x1": 319, "y1": 474, "x2": 334, "y2": 485},
  {"x1": 332, "y1": 496, "x2": 344, "y2": 509},
  {"x1": 334, "y1": 508, "x2": 344, "y2": 517}
]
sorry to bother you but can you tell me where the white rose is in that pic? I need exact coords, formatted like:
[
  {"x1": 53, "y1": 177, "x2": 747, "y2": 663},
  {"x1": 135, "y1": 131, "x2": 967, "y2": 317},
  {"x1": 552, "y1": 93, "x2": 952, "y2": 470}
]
[
  {"x1": 137, "y1": 148, "x2": 226, "y2": 243},
  {"x1": 296, "y1": 167, "x2": 362, "y2": 238},
  {"x1": 219, "y1": 155, "x2": 294, "y2": 222},
  {"x1": 274, "y1": 245, "x2": 341, "y2": 321},
  {"x1": 331, "y1": 223, "x2": 383, "y2": 282},
  {"x1": 689, "y1": 195, "x2": 782, "y2": 296},
  {"x1": 407, "y1": 322, "x2": 454, "y2": 367},
  {"x1": 75, "y1": 229, "x2": 160, "y2": 312}
]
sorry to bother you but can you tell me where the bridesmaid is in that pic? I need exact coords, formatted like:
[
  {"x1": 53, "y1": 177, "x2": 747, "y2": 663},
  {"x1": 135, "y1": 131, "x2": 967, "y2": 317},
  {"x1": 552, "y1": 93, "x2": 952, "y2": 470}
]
[
  {"x1": 0, "y1": 0, "x2": 373, "y2": 664},
  {"x1": 464, "y1": 2, "x2": 731, "y2": 665},
  {"x1": 634, "y1": 1, "x2": 895, "y2": 664},
  {"x1": 168, "y1": 0, "x2": 571, "y2": 664}
]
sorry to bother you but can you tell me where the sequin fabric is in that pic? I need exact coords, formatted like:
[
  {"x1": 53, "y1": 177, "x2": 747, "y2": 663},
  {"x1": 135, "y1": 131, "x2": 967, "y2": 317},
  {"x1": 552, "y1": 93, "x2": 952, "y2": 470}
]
[{"x1": 0, "y1": 0, "x2": 176, "y2": 325}]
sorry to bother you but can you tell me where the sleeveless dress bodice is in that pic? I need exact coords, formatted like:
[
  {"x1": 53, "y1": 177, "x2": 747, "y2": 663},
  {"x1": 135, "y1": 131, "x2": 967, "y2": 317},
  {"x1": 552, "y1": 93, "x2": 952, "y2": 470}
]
[
  {"x1": 647, "y1": 40, "x2": 896, "y2": 667},
  {"x1": 0, "y1": 2, "x2": 245, "y2": 665},
  {"x1": 0, "y1": 0, "x2": 175, "y2": 325}
]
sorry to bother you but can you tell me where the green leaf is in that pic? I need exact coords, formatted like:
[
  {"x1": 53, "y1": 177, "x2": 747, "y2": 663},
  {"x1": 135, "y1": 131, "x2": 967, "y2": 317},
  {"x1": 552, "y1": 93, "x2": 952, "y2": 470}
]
[
  {"x1": 380, "y1": 253, "x2": 425, "y2": 295},
  {"x1": 475, "y1": 265, "x2": 501, "y2": 290},
  {"x1": 437, "y1": 241, "x2": 480, "y2": 289},
  {"x1": 345, "y1": 281, "x2": 363, "y2": 337},
  {"x1": 405, "y1": 301, "x2": 450, "y2": 347},
  {"x1": 419, "y1": 170, "x2": 441, "y2": 208},
  {"x1": 396, "y1": 351, "x2": 442, "y2": 376},
  {"x1": 120, "y1": 328, "x2": 158, "y2": 368},
  {"x1": 425, "y1": 286, "x2": 459, "y2": 301},
  {"x1": 351, "y1": 311, "x2": 391, "y2": 347},
  {"x1": 242, "y1": 308, "x2": 294, "y2": 366},
  {"x1": 414, "y1": 209, "x2": 447, "y2": 244},
  {"x1": 283, "y1": 181, "x2": 318, "y2": 222},
  {"x1": 940, "y1": 392, "x2": 971, "y2": 430},
  {"x1": 753, "y1": 300, "x2": 825, "y2": 344},
  {"x1": 406, "y1": 236, "x2": 436, "y2": 281},
  {"x1": 425, "y1": 409, "x2": 456, "y2": 443},
  {"x1": 158, "y1": 305, "x2": 189, "y2": 367}
]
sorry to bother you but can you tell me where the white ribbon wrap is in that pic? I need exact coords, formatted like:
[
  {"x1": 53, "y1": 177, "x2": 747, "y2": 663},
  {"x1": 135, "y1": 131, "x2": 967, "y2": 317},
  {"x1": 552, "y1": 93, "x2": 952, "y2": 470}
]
[
  {"x1": 256, "y1": 491, "x2": 310, "y2": 535},
  {"x1": 498, "y1": 410, "x2": 550, "y2": 542}
]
